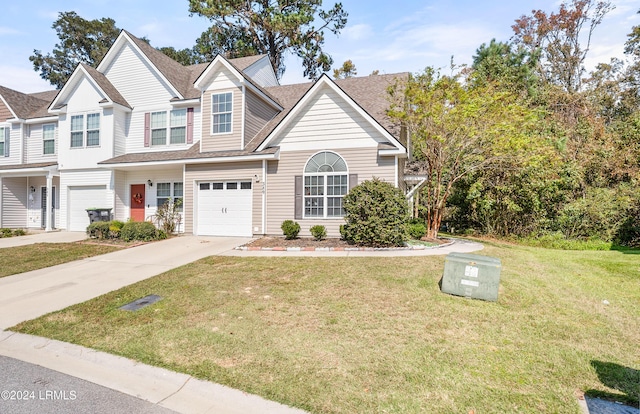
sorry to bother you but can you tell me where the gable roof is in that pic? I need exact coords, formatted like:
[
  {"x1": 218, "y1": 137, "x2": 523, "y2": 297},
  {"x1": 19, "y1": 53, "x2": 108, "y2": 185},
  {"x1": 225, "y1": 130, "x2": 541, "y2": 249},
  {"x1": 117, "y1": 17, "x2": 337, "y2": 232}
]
[
  {"x1": 0, "y1": 85, "x2": 53, "y2": 120},
  {"x1": 248, "y1": 73, "x2": 408, "y2": 152},
  {"x1": 49, "y1": 63, "x2": 131, "y2": 111}
]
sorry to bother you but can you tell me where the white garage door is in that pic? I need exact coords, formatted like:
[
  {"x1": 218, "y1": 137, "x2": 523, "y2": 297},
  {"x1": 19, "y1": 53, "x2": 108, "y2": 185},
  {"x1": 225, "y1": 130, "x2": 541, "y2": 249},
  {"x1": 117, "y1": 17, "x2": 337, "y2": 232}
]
[
  {"x1": 68, "y1": 186, "x2": 107, "y2": 231},
  {"x1": 197, "y1": 181, "x2": 252, "y2": 236}
]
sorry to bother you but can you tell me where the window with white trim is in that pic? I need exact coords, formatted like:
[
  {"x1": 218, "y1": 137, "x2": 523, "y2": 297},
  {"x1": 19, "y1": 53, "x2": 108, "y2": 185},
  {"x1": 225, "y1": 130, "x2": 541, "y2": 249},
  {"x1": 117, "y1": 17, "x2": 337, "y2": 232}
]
[
  {"x1": 151, "y1": 110, "x2": 187, "y2": 146},
  {"x1": 70, "y1": 113, "x2": 100, "y2": 148},
  {"x1": 212, "y1": 92, "x2": 232, "y2": 134},
  {"x1": 304, "y1": 152, "x2": 348, "y2": 218},
  {"x1": 157, "y1": 182, "x2": 183, "y2": 212},
  {"x1": 0, "y1": 126, "x2": 5, "y2": 156},
  {"x1": 43, "y1": 124, "x2": 56, "y2": 155}
]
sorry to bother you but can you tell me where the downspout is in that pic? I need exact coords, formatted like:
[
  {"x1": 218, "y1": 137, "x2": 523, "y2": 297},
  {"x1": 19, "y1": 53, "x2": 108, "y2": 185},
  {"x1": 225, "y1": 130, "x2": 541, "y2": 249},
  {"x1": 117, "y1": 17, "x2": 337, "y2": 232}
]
[{"x1": 262, "y1": 159, "x2": 267, "y2": 235}]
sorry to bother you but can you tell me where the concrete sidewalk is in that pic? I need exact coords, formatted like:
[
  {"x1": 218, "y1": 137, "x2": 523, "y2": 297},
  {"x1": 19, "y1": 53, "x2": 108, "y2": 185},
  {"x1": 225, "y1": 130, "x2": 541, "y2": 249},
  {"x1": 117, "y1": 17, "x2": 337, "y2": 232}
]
[{"x1": 0, "y1": 231, "x2": 86, "y2": 248}]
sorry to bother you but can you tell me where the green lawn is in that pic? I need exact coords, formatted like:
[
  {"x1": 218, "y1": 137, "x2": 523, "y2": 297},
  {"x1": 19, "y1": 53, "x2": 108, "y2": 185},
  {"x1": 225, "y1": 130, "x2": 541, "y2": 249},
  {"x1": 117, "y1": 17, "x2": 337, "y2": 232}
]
[
  {"x1": 12, "y1": 241, "x2": 640, "y2": 413},
  {"x1": 0, "y1": 243, "x2": 120, "y2": 278}
]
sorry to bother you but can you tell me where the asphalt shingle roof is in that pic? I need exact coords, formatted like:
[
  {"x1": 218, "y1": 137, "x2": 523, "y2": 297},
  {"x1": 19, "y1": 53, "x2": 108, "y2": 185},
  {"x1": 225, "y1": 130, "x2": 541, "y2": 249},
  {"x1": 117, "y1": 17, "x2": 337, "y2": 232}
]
[{"x1": 0, "y1": 85, "x2": 52, "y2": 120}]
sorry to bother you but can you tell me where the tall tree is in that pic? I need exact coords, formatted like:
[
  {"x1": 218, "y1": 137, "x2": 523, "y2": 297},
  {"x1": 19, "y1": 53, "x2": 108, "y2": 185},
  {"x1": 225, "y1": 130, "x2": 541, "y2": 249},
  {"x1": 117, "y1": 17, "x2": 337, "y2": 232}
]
[
  {"x1": 472, "y1": 39, "x2": 539, "y2": 95},
  {"x1": 388, "y1": 69, "x2": 539, "y2": 238},
  {"x1": 30, "y1": 12, "x2": 120, "y2": 89},
  {"x1": 333, "y1": 59, "x2": 357, "y2": 79},
  {"x1": 511, "y1": 0, "x2": 613, "y2": 93},
  {"x1": 188, "y1": 0, "x2": 348, "y2": 80}
]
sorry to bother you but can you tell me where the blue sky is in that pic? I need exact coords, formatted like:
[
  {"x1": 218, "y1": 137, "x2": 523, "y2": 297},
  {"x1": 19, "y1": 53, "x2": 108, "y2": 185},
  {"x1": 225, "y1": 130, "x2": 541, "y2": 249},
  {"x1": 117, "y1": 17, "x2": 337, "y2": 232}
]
[{"x1": 1, "y1": 0, "x2": 639, "y2": 92}]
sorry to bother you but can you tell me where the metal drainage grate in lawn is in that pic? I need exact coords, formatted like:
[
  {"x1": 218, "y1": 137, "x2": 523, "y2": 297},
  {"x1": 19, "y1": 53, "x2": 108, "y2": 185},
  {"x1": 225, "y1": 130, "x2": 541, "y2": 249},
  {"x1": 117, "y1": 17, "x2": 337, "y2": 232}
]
[{"x1": 119, "y1": 295, "x2": 163, "y2": 311}]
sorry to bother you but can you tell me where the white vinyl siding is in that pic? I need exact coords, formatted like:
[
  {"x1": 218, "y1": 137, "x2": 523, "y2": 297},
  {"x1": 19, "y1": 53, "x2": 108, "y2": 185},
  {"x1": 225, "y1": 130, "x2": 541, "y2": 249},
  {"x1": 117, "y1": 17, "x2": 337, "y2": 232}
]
[
  {"x1": 1, "y1": 177, "x2": 27, "y2": 228},
  {"x1": 59, "y1": 170, "x2": 113, "y2": 230},
  {"x1": 242, "y1": 57, "x2": 279, "y2": 87}
]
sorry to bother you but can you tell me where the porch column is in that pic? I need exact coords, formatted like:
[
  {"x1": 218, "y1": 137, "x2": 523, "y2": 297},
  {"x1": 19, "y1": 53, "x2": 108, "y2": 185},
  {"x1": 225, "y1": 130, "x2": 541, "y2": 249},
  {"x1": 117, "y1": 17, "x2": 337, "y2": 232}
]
[{"x1": 45, "y1": 173, "x2": 53, "y2": 232}]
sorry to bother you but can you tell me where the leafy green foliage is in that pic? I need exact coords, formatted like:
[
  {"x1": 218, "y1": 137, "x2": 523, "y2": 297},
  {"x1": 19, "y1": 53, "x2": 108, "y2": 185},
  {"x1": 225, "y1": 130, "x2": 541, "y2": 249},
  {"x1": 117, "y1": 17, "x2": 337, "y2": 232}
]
[
  {"x1": 309, "y1": 225, "x2": 327, "y2": 241},
  {"x1": 406, "y1": 218, "x2": 426, "y2": 240},
  {"x1": 342, "y1": 178, "x2": 408, "y2": 247},
  {"x1": 333, "y1": 60, "x2": 357, "y2": 79},
  {"x1": 120, "y1": 221, "x2": 167, "y2": 242},
  {"x1": 0, "y1": 228, "x2": 26, "y2": 238},
  {"x1": 30, "y1": 12, "x2": 120, "y2": 88},
  {"x1": 281, "y1": 220, "x2": 301, "y2": 240},
  {"x1": 188, "y1": 0, "x2": 348, "y2": 79},
  {"x1": 86, "y1": 221, "x2": 111, "y2": 240}
]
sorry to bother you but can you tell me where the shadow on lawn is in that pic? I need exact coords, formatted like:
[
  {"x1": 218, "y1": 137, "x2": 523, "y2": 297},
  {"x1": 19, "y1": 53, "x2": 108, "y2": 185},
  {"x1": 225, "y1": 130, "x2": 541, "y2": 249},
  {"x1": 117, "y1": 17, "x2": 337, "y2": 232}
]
[{"x1": 586, "y1": 360, "x2": 640, "y2": 408}]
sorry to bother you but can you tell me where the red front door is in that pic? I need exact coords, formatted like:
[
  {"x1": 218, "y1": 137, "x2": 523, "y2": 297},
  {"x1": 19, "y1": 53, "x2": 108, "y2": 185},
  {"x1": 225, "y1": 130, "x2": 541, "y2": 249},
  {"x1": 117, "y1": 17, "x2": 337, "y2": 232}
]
[{"x1": 130, "y1": 184, "x2": 146, "y2": 222}]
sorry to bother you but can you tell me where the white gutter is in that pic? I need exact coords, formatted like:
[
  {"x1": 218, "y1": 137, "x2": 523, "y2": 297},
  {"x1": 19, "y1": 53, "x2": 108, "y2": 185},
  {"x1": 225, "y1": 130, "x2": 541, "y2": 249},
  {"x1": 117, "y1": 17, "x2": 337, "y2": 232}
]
[{"x1": 98, "y1": 150, "x2": 280, "y2": 170}]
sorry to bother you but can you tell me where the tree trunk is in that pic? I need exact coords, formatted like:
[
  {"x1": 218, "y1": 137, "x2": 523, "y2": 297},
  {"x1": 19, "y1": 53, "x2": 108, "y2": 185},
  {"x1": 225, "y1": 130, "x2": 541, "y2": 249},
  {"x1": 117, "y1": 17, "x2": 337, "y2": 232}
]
[{"x1": 426, "y1": 209, "x2": 442, "y2": 239}]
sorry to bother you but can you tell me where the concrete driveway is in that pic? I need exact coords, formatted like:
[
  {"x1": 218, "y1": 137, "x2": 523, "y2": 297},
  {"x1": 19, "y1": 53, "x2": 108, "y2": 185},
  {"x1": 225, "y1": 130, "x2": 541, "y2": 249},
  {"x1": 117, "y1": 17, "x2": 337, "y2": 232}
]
[
  {"x1": 0, "y1": 235, "x2": 252, "y2": 330},
  {"x1": 0, "y1": 231, "x2": 86, "y2": 248}
]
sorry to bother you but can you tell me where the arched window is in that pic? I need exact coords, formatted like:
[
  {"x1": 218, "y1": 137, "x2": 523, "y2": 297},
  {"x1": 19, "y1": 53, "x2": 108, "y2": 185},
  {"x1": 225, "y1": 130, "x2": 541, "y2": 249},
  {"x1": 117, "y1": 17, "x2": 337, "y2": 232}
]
[{"x1": 303, "y1": 151, "x2": 348, "y2": 218}]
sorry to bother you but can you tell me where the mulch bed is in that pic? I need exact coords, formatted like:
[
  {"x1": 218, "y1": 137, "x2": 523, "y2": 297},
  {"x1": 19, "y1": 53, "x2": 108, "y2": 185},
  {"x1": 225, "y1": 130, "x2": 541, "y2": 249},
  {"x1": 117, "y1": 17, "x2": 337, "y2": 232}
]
[{"x1": 242, "y1": 236, "x2": 451, "y2": 249}]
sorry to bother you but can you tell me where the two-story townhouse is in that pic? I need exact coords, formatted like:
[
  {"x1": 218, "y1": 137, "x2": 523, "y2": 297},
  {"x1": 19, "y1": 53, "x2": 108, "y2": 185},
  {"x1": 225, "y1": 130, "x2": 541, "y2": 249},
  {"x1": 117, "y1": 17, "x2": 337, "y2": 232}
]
[
  {"x1": 0, "y1": 86, "x2": 60, "y2": 231},
  {"x1": 1, "y1": 29, "x2": 408, "y2": 237}
]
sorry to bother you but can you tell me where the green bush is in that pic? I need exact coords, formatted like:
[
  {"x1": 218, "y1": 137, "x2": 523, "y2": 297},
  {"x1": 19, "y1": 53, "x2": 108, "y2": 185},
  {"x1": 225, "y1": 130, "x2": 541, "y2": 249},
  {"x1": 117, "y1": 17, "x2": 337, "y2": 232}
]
[
  {"x1": 339, "y1": 224, "x2": 346, "y2": 240},
  {"x1": 120, "y1": 221, "x2": 167, "y2": 242},
  {"x1": 342, "y1": 178, "x2": 408, "y2": 247},
  {"x1": 407, "y1": 218, "x2": 426, "y2": 239},
  {"x1": 310, "y1": 225, "x2": 327, "y2": 241},
  {"x1": 1, "y1": 228, "x2": 13, "y2": 238},
  {"x1": 614, "y1": 201, "x2": 640, "y2": 248},
  {"x1": 281, "y1": 220, "x2": 300, "y2": 240},
  {"x1": 12, "y1": 229, "x2": 26, "y2": 236},
  {"x1": 109, "y1": 220, "x2": 125, "y2": 239},
  {"x1": 87, "y1": 221, "x2": 111, "y2": 240},
  {"x1": 518, "y1": 231, "x2": 612, "y2": 251}
]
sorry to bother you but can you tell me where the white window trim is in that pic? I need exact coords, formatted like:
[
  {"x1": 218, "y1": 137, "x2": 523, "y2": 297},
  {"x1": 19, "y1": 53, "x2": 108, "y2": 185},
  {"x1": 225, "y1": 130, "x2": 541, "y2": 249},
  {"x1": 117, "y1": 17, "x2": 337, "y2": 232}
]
[
  {"x1": 211, "y1": 91, "x2": 233, "y2": 135},
  {"x1": 156, "y1": 182, "x2": 184, "y2": 212},
  {"x1": 70, "y1": 112, "x2": 101, "y2": 149},
  {"x1": 303, "y1": 151, "x2": 349, "y2": 219},
  {"x1": 43, "y1": 123, "x2": 56, "y2": 155},
  {"x1": 151, "y1": 109, "x2": 187, "y2": 146}
]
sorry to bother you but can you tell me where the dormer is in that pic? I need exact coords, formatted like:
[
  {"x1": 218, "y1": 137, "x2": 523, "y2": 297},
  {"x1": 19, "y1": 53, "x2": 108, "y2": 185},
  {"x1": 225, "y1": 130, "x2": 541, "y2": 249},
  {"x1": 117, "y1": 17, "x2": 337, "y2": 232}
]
[{"x1": 194, "y1": 55, "x2": 282, "y2": 152}]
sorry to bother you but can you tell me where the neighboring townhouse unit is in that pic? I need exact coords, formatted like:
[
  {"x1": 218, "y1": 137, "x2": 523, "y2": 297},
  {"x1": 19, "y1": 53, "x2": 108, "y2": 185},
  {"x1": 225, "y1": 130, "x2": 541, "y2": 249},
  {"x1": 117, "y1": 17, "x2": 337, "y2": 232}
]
[{"x1": 0, "y1": 30, "x2": 407, "y2": 237}]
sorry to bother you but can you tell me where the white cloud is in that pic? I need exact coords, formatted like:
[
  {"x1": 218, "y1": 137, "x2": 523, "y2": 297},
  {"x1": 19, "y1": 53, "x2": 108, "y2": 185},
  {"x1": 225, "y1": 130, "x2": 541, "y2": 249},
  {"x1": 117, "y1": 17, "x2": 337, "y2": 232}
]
[
  {"x1": 341, "y1": 23, "x2": 373, "y2": 41},
  {"x1": 0, "y1": 27, "x2": 21, "y2": 36},
  {"x1": 0, "y1": 65, "x2": 52, "y2": 93}
]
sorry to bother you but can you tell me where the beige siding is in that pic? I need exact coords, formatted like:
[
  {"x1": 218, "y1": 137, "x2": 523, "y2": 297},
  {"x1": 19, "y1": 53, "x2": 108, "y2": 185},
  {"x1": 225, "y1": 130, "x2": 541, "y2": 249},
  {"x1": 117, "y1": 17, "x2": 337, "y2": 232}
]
[
  {"x1": 271, "y1": 85, "x2": 385, "y2": 152},
  {"x1": 201, "y1": 87, "x2": 243, "y2": 152},
  {"x1": 265, "y1": 147, "x2": 396, "y2": 237},
  {"x1": 1, "y1": 177, "x2": 27, "y2": 228},
  {"x1": 244, "y1": 89, "x2": 278, "y2": 148},
  {"x1": 0, "y1": 101, "x2": 12, "y2": 122},
  {"x1": 185, "y1": 161, "x2": 262, "y2": 234}
]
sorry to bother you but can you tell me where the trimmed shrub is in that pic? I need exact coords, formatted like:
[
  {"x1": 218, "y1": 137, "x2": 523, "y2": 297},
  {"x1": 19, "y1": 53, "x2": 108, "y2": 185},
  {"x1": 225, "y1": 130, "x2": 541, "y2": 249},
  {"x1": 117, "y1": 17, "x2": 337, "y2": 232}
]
[
  {"x1": 12, "y1": 229, "x2": 26, "y2": 236},
  {"x1": 87, "y1": 221, "x2": 111, "y2": 240},
  {"x1": 1, "y1": 228, "x2": 13, "y2": 238},
  {"x1": 342, "y1": 178, "x2": 408, "y2": 247},
  {"x1": 407, "y1": 218, "x2": 427, "y2": 239},
  {"x1": 281, "y1": 220, "x2": 300, "y2": 240},
  {"x1": 310, "y1": 225, "x2": 327, "y2": 241},
  {"x1": 109, "y1": 220, "x2": 125, "y2": 239},
  {"x1": 120, "y1": 221, "x2": 167, "y2": 242},
  {"x1": 339, "y1": 224, "x2": 346, "y2": 240}
]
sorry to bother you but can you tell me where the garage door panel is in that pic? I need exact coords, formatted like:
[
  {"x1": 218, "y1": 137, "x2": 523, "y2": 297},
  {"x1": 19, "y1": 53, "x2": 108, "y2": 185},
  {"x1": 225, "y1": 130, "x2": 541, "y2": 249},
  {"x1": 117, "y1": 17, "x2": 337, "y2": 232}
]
[
  {"x1": 197, "y1": 181, "x2": 252, "y2": 237},
  {"x1": 68, "y1": 186, "x2": 107, "y2": 231}
]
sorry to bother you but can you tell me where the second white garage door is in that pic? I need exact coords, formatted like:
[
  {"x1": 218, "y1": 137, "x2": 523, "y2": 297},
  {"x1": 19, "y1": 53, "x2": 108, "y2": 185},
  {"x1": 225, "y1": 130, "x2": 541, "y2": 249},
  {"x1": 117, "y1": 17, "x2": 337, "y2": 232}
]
[
  {"x1": 197, "y1": 181, "x2": 252, "y2": 237},
  {"x1": 68, "y1": 185, "x2": 108, "y2": 231}
]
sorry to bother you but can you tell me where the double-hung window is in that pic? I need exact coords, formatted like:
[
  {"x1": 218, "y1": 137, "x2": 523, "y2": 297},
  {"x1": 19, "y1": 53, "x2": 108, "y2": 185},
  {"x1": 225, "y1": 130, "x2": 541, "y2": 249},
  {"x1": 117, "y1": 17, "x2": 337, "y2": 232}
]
[
  {"x1": 151, "y1": 110, "x2": 187, "y2": 145},
  {"x1": 43, "y1": 124, "x2": 56, "y2": 155},
  {"x1": 70, "y1": 113, "x2": 100, "y2": 148},
  {"x1": 212, "y1": 92, "x2": 232, "y2": 134},
  {"x1": 303, "y1": 152, "x2": 348, "y2": 218},
  {"x1": 157, "y1": 182, "x2": 183, "y2": 211}
]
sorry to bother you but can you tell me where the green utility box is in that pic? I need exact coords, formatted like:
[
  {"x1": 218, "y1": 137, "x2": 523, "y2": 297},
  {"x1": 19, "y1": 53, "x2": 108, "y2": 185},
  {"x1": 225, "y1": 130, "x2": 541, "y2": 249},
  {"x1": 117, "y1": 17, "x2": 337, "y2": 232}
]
[{"x1": 441, "y1": 253, "x2": 502, "y2": 302}]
